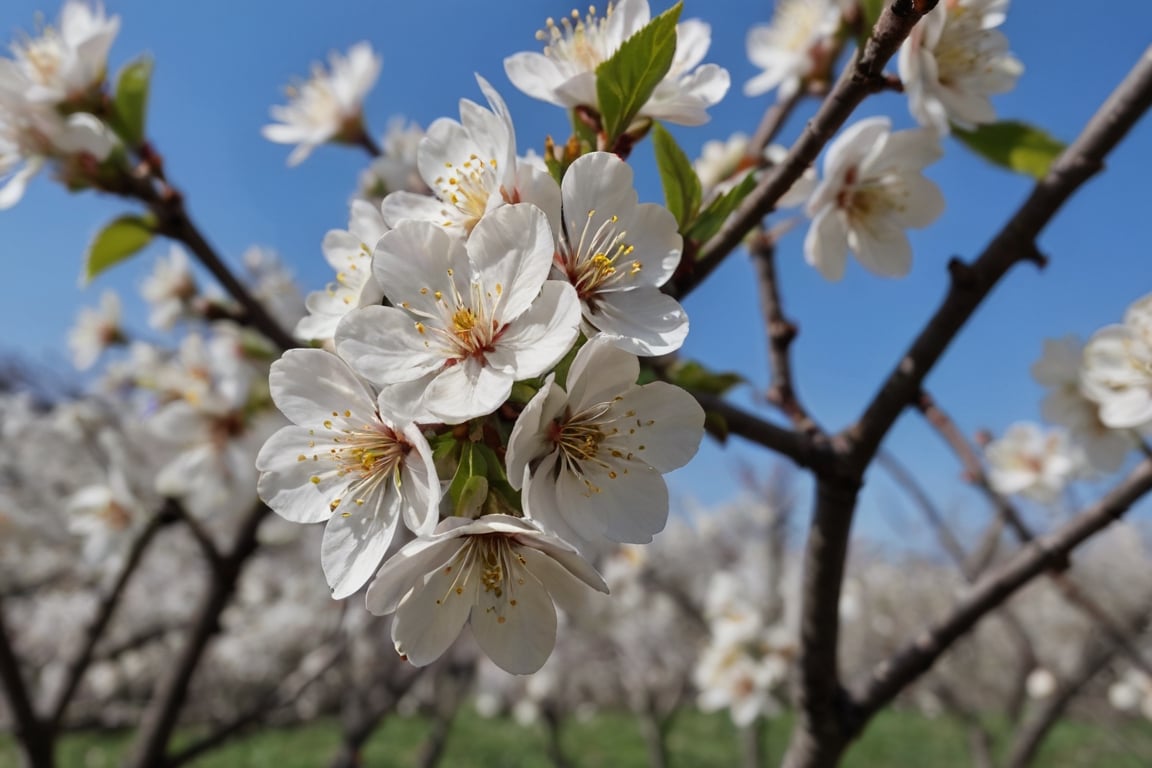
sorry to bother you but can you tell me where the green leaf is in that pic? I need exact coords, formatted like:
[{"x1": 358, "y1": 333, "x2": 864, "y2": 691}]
[
  {"x1": 952, "y1": 120, "x2": 1065, "y2": 179},
  {"x1": 83, "y1": 214, "x2": 155, "y2": 283},
  {"x1": 704, "y1": 410, "x2": 729, "y2": 444},
  {"x1": 110, "y1": 57, "x2": 153, "y2": 147},
  {"x1": 595, "y1": 2, "x2": 682, "y2": 143},
  {"x1": 448, "y1": 442, "x2": 489, "y2": 517},
  {"x1": 652, "y1": 122, "x2": 701, "y2": 231},
  {"x1": 665, "y1": 360, "x2": 745, "y2": 396},
  {"x1": 685, "y1": 172, "x2": 757, "y2": 245}
]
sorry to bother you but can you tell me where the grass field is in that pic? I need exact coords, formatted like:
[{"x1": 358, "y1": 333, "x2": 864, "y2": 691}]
[{"x1": 4, "y1": 708, "x2": 1152, "y2": 767}]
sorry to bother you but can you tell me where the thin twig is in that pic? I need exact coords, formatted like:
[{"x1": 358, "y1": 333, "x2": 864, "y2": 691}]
[{"x1": 0, "y1": 595, "x2": 51, "y2": 767}]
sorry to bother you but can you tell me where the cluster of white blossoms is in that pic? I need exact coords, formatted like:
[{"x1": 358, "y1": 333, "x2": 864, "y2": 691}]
[
  {"x1": 743, "y1": 0, "x2": 842, "y2": 100},
  {"x1": 261, "y1": 20, "x2": 718, "y2": 670},
  {"x1": 985, "y1": 292, "x2": 1152, "y2": 501},
  {"x1": 0, "y1": 0, "x2": 121, "y2": 208},
  {"x1": 693, "y1": 571, "x2": 794, "y2": 726}
]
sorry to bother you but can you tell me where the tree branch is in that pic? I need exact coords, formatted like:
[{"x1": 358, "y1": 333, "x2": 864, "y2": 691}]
[
  {"x1": 690, "y1": 391, "x2": 836, "y2": 474},
  {"x1": 846, "y1": 44, "x2": 1152, "y2": 469},
  {"x1": 0, "y1": 595, "x2": 51, "y2": 767},
  {"x1": 851, "y1": 459, "x2": 1152, "y2": 727},
  {"x1": 674, "y1": 0, "x2": 938, "y2": 299}
]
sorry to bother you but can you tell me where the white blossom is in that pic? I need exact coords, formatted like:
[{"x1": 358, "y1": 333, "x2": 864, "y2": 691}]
[
  {"x1": 1031, "y1": 335, "x2": 1133, "y2": 473},
  {"x1": 548, "y1": 151, "x2": 688, "y2": 356},
  {"x1": 898, "y1": 0, "x2": 1023, "y2": 134},
  {"x1": 262, "y1": 42, "x2": 381, "y2": 166},
  {"x1": 141, "y1": 246, "x2": 198, "y2": 330},
  {"x1": 336, "y1": 204, "x2": 581, "y2": 424},
  {"x1": 68, "y1": 290, "x2": 124, "y2": 370},
  {"x1": 984, "y1": 422, "x2": 1082, "y2": 503},
  {"x1": 257, "y1": 349, "x2": 439, "y2": 599},
  {"x1": 504, "y1": 0, "x2": 730, "y2": 127},
  {"x1": 744, "y1": 0, "x2": 841, "y2": 100},
  {"x1": 356, "y1": 118, "x2": 428, "y2": 203},
  {"x1": 380, "y1": 76, "x2": 558, "y2": 237},
  {"x1": 804, "y1": 117, "x2": 944, "y2": 280},
  {"x1": 365, "y1": 514, "x2": 608, "y2": 674},
  {"x1": 506, "y1": 336, "x2": 704, "y2": 550},
  {"x1": 1081, "y1": 293, "x2": 1152, "y2": 430},
  {"x1": 296, "y1": 200, "x2": 388, "y2": 344}
]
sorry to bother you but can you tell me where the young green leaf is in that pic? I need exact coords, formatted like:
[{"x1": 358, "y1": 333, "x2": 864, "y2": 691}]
[
  {"x1": 652, "y1": 122, "x2": 701, "y2": 231},
  {"x1": 686, "y1": 172, "x2": 757, "y2": 245},
  {"x1": 665, "y1": 360, "x2": 745, "y2": 396},
  {"x1": 83, "y1": 214, "x2": 156, "y2": 283},
  {"x1": 952, "y1": 120, "x2": 1066, "y2": 179},
  {"x1": 110, "y1": 57, "x2": 153, "y2": 148},
  {"x1": 595, "y1": 2, "x2": 682, "y2": 143}
]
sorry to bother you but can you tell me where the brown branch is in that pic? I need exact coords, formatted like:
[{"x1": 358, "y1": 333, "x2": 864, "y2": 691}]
[
  {"x1": 846, "y1": 44, "x2": 1152, "y2": 469},
  {"x1": 749, "y1": 229, "x2": 822, "y2": 439},
  {"x1": 674, "y1": 0, "x2": 938, "y2": 300},
  {"x1": 917, "y1": 390, "x2": 1152, "y2": 679},
  {"x1": 690, "y1": 391, "x2": 836, "y2": 474},
  {"x1": 48, "y1": 504, "x2": 176, "y2": 729},
  {"x1": 126, "y1": 502, "x2": 271, "y2": 768},
  {"x1": 850, "y1": 459, "x2": 1152, "y2": 729},
  {"x1": 0, "y1": 595, "x2": 52, "y2": 767},
  {"x1": 747, "y1": 87, "x2": 806, "y2": 161}
]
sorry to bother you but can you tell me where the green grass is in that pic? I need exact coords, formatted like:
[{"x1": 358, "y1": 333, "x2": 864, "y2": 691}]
[{"x1": 3, "y1": 708, "x2": 1152, "y2": 767}]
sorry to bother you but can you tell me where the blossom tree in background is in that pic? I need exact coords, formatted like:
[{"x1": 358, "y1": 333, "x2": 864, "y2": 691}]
[{"x1": 3, "y1": 1, "x2": 1152, "y2": 767}]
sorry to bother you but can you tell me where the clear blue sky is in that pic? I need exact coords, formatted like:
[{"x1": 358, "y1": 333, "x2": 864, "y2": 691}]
[{"x1": 3, "y1": 1, "x2": 1151, "y2": 545}]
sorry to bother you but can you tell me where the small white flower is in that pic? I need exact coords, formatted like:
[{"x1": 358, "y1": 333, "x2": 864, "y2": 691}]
[
  {"x1": 549, "y1": 151, "x2": 688, "y2": 356},
  {"x1": 898, "y1": 0, "x2": 1023, "y2": 134},
  {"x1": 244, "y1": 246, "x2": 306, "y2": 331},
  {"x1": 336, "y1": 203, "x2": 581, "y2": 425},
  {"x1": 804, "y1": 117, "x2": 944, "y2": 280},
  {"x1": 381, "y1": 76, "x2": 558, "y2": 237},
  {"x1": 66, "y1": 468, "x2": 144, "y2": 563},
  {"x1": 0, "y1": 0, "x2": 120, "y2": 106},
  {"x1": 296, "y1": 200, "x2": 388, "y2": 344},
  {"x1": 257, "y1": 349, "x2": 440, "y2": 599},
  {"x1": 1031, "y1": 335, "x2": 1133, "y2": 473},
  {"x1": 504, "y1": 0, "x2": 730, "y2": 127},
  {"x1": 365, "y1": 514, "x2": 608, "y2": 674},
  {"x1": 694, "y1": 133, "x2": 816, "y2": 207},
  {"x1": 141, "y1": 246, "x2": 198, "y2": 330},
  {"x1": 984, "y1": 422, "x2": 1082, "y2": 503},
  {"x1": 0, "y1": 109, "x2": 116, "y2": 209},
  {"x1": 1081, "y1": 294, "x2": 1152, "y2": 430},
  {"x1": 744, "y1": 0, "x2": 841, "y2": 100},
  {"x1": 506, "y1": 336, "x2": 705, "y2": 550},
  {"x1": 1025, "y1": 668, "x2": 1056, "y2": 700},
  {"x1": 68, "y1": 290, "x2": 124, "y2": 370},
  {"x1": 356, "y1": 118, "x2": 428, "y2": 202},
  {"x1": 262, "y1": 42, "x2": 381, "y2": 166},
  {"x1": 1109, "y1": 669, "x2": 1152, "y2": 721}
]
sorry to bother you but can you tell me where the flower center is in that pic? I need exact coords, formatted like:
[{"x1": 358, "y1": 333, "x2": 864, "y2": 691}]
[
  {"x1": 434, "y1": 154, "x2": 500, "y2": 229},
  {"x1": 562, "y1": 209, "x2": 640, "y2": 304},
  {"x1": 537, "y1": 5, "x2": 615, "y2": 72}
]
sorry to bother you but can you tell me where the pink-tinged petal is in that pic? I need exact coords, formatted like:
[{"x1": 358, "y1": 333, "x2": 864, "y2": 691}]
[
  {"x1": 469, "y1": 553, "x2": 557, "y2": 674},
  {"x1": 256, "y1": 426, "x2": 344, "y2": 524},
  {"x1": 391, "y1": 547, "x2": 475, "y2": 666},
  {"x1": 322, "y1": 481, "x2": 402, "y2": 599},
  {"x1": 586, "y1": 287, "x2": 689, "y2": 357},
  {"x1": 268, "y1": 349, "x2": 376, "y2": 428},
  {"x1": 506, "y1": 377, "x2": 568, "y2": 490},
  {"x1": 565, "y1": 336, "x2": 640, "y2": 413},
  {"x1": 467, "y1": 204, "x2": 555, "y2": 322},
  {"x1": 365, "y1": 537, "x2": 461, "y2": 614},
  {"x1": 497, "y1": 281, "x2": 582, "y2": 380},
  {"x1": 335, "y1": 305, "x2": 445, "y2": 386},
  {"x1": 804, "y1": 207, "x2": 849, "y2": 281},
  {"x1": 606, "y1": 381, "x2": 705, "y2": 472}
]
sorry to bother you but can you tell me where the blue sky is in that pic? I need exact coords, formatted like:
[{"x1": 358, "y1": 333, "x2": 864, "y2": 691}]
[{"x1": 3, "y1": 0, "x2": 1152, "y2": 545}]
